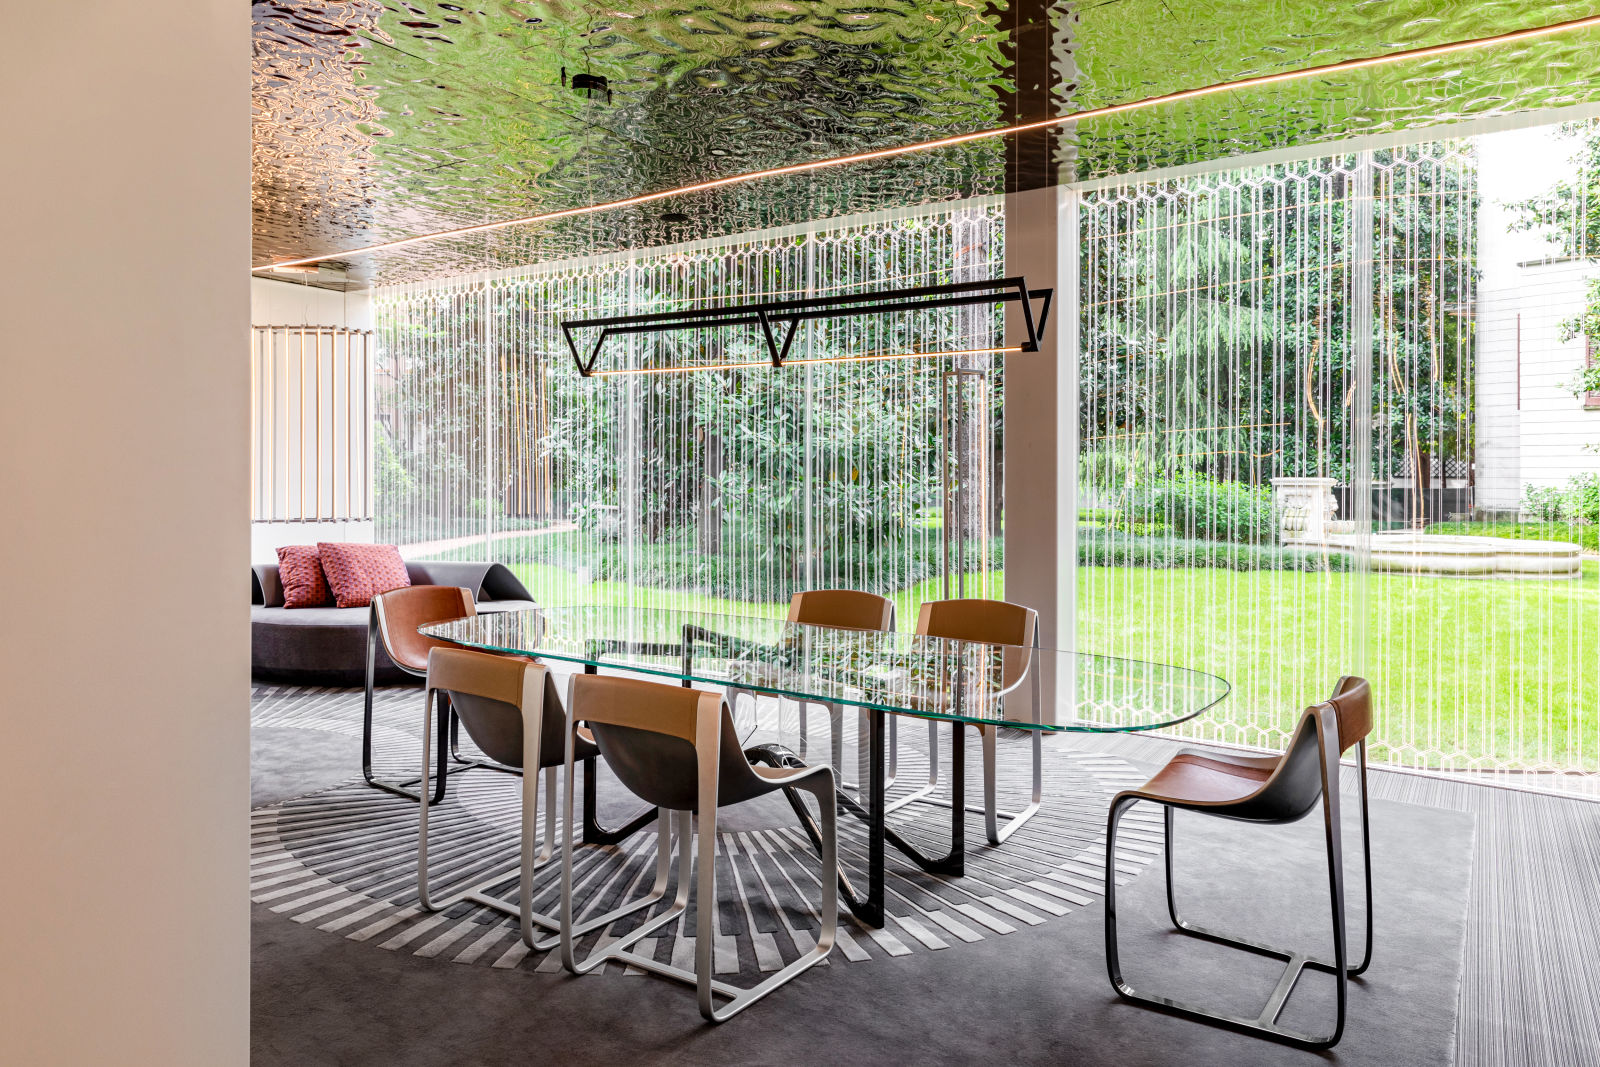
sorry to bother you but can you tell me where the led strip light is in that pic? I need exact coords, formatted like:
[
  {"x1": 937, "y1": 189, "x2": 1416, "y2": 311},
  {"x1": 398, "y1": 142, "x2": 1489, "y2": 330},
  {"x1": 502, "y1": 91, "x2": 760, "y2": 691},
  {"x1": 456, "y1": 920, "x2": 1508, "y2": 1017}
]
[
  {"x1": 258, "y1": 13, "x2": 1600, "y2": 272},
  {"x1": 585, "y1": 345, "x2": 1024, "y2": 377}
]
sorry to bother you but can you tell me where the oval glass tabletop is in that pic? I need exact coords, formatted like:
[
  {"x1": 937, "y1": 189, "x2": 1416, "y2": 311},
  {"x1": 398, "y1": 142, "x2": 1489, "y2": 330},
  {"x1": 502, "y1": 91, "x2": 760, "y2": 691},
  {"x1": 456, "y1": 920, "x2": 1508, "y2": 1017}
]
[{"x1": 422, "y1": 605, "x2": 1229, "y2": 733}]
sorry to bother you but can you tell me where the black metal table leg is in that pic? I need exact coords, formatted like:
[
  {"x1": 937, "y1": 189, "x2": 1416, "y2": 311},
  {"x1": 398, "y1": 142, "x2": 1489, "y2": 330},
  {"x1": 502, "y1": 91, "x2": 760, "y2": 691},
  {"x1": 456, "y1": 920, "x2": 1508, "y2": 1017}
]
[
  {"x1": 750, "y1": 711, "x2": 967, "y2": 928},
  {"x1": 745, "y1": 742, "x2": 876, "y2": 923},
  {"x1": 580, "y1": 756, "x2": 658, "y2": 846},
  {"x1": 575, "y1": 663, "x2": 657, "y2": 845},
  {"x1": 867, "y1": 707, "x2": 886, "y2": 925},
  {"x1": 837, "y1": 716, "x2": 965, "y2": 879}
]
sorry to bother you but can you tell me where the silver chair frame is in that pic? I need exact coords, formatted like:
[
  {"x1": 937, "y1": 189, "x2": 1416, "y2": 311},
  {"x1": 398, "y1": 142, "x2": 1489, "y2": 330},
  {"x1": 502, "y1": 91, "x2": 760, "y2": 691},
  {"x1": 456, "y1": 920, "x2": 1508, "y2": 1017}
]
[
  {"x1": 560, "y1": 681, "x2": 839, "y2": 1022},
  {"x1": 417, "y1": 662, "x2": 562, "y2": 951},
  {"x1": 885, "y1": 628, "x2": 1043, "y2": 845}
]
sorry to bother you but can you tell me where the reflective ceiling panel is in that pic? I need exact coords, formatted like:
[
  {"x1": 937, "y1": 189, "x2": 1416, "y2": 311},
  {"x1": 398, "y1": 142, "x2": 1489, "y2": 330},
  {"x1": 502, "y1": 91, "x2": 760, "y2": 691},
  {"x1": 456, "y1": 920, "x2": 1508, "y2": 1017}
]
[
  {"x1": 1068, "y1": 0, "x2": 1600, "y2": 177},
  {"x1": 252, "y1": 0, "x2": 1600, "y2": 286}
]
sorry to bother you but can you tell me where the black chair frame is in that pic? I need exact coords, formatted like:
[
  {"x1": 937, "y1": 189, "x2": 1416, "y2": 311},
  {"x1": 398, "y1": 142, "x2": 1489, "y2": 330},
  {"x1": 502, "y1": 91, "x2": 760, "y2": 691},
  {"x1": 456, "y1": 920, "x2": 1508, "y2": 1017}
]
[{"x1": 1104, "y1": 705, "x2": 1374, "y2": 1051}]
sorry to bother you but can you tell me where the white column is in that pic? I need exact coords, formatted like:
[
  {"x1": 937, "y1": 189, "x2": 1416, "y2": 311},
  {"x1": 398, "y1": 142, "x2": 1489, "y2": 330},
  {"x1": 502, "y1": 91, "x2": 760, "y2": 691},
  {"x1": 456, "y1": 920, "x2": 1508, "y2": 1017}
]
[
  {"x1": 1003, "y1": 184, "x2": 1076, "y2": 723},
  {"x1": 0, "y1": 3, "x2": 249, "y2": 1063}
]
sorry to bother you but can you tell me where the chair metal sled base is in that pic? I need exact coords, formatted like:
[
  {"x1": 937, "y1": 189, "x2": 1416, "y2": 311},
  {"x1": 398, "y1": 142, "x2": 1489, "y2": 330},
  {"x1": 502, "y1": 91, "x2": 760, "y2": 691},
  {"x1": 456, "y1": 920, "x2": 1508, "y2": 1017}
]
[
  {"x1": 1104, "y1": 744, "x2": 1375, "y2": 1054},
  {"x1": 882, "y1": 720, "x2": 1043, "y2": 845},
  {"x1": 1110, "y1": 939, "x2": 1346, "y2": 1051},
  {"x1": 562, "y1": 802, "x2": 837, "y2": 1022},
  {"x1": 418, "y1": 819, "x2": 563, "y2": 949}
]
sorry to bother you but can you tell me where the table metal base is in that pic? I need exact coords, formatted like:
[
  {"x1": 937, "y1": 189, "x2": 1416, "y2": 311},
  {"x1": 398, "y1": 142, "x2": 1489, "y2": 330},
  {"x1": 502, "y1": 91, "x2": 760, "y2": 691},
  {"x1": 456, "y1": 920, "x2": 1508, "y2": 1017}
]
[{"x1": 748, "y1": 708, "x2": 966, "y2": 928}]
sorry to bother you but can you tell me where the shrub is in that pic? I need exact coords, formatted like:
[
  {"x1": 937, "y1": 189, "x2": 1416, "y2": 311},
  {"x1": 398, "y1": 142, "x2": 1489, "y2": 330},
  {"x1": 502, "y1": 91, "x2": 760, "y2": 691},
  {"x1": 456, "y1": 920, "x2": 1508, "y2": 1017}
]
[
  {"x1": 1078, "y1": 529, "x2": 1353, "y2": 573},
  {"x1": 1522, "y1": 475, "x2": 1599, "y2": 524},
  {"x1": 1522, "y1": 483, "x2": 1566, "y2": 522},
  {"x1": 1123, "y1": 472, "x2": 1276, "y2": 544},
  {"x1": 499, "y1": 528, "x2": 1004, "y2": 603},
  {"x1": 1566, "y1": 473, "x2": 1600, "y2": 525}
]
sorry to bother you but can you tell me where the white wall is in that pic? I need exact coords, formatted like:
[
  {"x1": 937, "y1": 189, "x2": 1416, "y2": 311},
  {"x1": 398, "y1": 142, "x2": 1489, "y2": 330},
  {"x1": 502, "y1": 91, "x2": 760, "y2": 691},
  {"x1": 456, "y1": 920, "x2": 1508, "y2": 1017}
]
[
  {"x1": 1477, "y1": 126, "x2": 1600, "y2": 504},
  {"x1": 252, "y1": 275, "x2": 372, "y2": 329},
  {"x1": 251, "y1": 277, "x2": 376, "y2": 559},
  {"x1": 0, "y1": 4, "x2": 248, "y2": 1065},
  {"x1": 1508, "y1": 262, "x2": 1600, "y2": 488}
]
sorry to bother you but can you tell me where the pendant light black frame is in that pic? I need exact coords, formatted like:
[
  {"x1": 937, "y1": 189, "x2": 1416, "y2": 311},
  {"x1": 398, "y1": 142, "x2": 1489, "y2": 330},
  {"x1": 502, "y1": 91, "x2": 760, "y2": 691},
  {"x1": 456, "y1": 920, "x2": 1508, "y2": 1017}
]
[{"x1": 560, "y1": 276, "x2": 1053, "y2": 376}]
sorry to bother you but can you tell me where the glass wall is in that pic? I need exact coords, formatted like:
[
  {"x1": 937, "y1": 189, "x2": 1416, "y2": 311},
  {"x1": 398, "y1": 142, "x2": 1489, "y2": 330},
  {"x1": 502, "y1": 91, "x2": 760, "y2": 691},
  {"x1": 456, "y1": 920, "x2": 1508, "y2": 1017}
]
[
  {"x1": 371, "y1": 117, "x2": 1600, "y2": 790},
  {"x1": 1078, "y1": 125, "x2": 1599, "y2": 785},
  {"x1": 375, "y1": 201, "x2": 1005, "y2": 626}
]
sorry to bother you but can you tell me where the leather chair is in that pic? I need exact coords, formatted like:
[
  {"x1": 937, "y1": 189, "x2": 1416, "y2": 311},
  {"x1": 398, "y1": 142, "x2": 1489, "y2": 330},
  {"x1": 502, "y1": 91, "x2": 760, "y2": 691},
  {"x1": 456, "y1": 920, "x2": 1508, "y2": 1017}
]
[
  {"x1": 898, "y1": 598, "x2": 1043, "y2": 845},
  {"x1": 1104, "y1": 676, "x2": 1375, "y2": 1050},
  {"x1": 728, "y1": 589, "x2": 897, "y2": 791},
  {"x1": 417, "y1": 647, "x2": 598, "y2": 950},
  {"x1": 558, "y1": 673, "x2": 838, "y2": 1022},
  {"x1": 365, "y1": 585, "x2": 483, "y2": 801},
  {"x1": 371, "y1": 587, "x2": 656, "y2": 845}
]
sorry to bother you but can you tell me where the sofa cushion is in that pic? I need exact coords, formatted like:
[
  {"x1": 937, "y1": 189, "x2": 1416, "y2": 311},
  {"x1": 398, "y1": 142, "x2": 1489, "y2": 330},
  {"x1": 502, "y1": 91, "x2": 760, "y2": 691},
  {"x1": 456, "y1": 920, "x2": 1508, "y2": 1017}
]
[
  {"x1": 276, "y1": 544, "x2": 333, "y2": 608},
  {"x1": 319, "y1": 542, "x2": 412, "y2": 609},
  {"x1": 251, "y1": 604, "x2": 407, "y2": 686}
]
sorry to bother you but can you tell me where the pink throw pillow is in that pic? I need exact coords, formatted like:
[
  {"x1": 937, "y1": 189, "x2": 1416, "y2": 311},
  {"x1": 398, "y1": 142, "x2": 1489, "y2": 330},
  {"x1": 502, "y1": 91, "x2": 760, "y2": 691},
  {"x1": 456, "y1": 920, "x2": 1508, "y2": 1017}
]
[
  {"x1": 317, "y1": 542, "x2": 412, "y2": 609},
  {"x1": 276, "y1": 545, "x2": 332, "y2": 609}
]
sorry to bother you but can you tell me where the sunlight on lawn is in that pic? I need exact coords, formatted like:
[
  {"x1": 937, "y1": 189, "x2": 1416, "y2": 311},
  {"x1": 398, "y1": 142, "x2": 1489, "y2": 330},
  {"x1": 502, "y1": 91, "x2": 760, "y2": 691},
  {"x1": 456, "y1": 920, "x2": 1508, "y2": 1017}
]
[{"x1": 509, "y1": 559, "x2": 1598, "y2": 773}]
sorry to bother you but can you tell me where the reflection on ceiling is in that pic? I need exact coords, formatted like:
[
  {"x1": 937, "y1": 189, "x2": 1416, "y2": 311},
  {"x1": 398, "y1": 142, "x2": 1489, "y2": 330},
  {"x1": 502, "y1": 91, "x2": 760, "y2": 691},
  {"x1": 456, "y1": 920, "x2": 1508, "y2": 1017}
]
[{"x1": 252, "y1": 0, "x2": 1600, "y2": 286}]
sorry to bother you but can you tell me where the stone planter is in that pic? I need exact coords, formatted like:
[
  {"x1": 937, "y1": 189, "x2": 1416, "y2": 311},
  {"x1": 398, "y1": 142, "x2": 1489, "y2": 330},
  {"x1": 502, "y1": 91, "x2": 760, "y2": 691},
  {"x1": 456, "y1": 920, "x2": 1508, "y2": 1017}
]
[{"x1": 1271, "y1": 476, "x2": 1338, "y2": 545}]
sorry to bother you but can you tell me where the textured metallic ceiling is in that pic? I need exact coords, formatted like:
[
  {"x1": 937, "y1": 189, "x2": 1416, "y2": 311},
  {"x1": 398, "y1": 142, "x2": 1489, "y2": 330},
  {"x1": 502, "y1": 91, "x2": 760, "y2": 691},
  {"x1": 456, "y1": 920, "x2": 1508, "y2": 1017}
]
[{"x1": 252, "y1": 1, "x2": 1600, "y2": 286}]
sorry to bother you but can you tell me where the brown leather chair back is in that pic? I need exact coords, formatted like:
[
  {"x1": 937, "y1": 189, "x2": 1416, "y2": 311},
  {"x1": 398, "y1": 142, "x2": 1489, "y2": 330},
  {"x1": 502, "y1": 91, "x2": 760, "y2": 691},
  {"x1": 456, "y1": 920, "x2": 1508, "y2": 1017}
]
[
  {"x1": 1219, "y1": 680, "x2": 1373, "y2": 822},
  {"x1": 425, "y1": 645, "x2": 589, "y2": 770},
  {"x1": 568, "y1": 674, "x2": 772, "y2": 813},
  {"x1": 915, "y1": 598, "x2": 1036, "y2": 647},
  {"x1": 788, "y1": 589, "x2": 895, "y2": 632},
  {"x1": 374, "y1": 585, "x2": 476, "y2": 674},
  {"x1": 1327, "y1": 675, "x2": 1373, "y2": 752}
]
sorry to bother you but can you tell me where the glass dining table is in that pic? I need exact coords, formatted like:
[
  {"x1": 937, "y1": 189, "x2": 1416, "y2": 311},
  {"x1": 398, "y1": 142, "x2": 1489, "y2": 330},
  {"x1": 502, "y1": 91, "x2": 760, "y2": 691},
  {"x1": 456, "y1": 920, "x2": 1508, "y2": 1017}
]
[{"x1": 423, "y1": 605, "x2": 1230, "y2": 927}]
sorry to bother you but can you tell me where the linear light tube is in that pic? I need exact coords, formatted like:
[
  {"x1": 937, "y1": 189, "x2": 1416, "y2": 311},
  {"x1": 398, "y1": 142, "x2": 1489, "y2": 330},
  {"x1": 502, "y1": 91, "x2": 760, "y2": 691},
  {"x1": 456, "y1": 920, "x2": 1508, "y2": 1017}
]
[
  {"x1": 258, "y1": 14, "x2": 1600, "y2": 272},
  {"x1": 586, "y1": 346, "x2": 1023, "y2": 377},
  {"x1": 787, "y1": 345, "x2": 1021, "y2": 367}
]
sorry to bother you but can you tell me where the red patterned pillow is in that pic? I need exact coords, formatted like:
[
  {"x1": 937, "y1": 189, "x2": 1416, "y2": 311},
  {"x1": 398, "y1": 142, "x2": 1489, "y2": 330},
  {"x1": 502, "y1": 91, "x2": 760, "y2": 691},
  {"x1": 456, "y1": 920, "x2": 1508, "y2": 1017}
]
[
  {"x1": 318, "y1": 542, "x2": 412, "y2": 609},
  {"x1": 276, "y1": 545, "x2": 332, "y2": 609}
]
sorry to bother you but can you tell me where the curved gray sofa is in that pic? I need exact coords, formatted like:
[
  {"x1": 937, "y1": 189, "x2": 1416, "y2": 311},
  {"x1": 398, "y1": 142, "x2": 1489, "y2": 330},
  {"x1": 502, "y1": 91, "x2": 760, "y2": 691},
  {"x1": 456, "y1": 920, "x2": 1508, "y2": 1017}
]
[{"x1": 251, "y1": 560, "x2": 537, "y2": 686}]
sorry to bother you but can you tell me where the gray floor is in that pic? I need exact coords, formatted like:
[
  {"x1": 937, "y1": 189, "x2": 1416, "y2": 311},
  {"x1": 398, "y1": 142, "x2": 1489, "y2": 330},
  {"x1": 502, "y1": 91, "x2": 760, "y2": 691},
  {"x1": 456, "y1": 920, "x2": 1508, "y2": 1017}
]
[
  {"x1": 1073, "y1": 732, "x2": 1600, "y2": 1067},
  {"x1": 249, "y1": 686, "x2": 1600, "y2": 1066}
]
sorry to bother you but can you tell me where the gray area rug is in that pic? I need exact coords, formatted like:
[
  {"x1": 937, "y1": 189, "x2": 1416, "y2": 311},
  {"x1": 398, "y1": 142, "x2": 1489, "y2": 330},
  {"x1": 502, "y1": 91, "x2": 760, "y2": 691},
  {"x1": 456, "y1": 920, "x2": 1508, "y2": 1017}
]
[
  {"x1": 252, "y1": 683, "x2": 1472, "y2": 1066},
  {"x1": 252, "y1": 683, "x2": 1162, "y2": 972}
]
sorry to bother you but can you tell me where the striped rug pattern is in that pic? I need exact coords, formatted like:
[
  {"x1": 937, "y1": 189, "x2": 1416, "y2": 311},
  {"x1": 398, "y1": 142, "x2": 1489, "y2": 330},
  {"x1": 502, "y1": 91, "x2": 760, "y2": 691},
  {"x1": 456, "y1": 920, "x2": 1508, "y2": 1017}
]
[{"x1": 251, "y1": 684, "x2": 1161, "y2": 979}]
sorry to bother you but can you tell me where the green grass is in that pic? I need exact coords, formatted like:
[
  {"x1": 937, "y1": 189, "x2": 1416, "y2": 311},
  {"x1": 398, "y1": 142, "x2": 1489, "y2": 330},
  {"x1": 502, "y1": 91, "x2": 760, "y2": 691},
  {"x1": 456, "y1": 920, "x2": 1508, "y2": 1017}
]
[
  {"x1": 1426, "y1": 520, "x2": 1599, "y2": 553},
  {"x1": 1074, "y1": 562, "x2": 1600, "y2": 772},
  {"x1": 498, "y1": 556, "x2": 1599, "y2": 773}
]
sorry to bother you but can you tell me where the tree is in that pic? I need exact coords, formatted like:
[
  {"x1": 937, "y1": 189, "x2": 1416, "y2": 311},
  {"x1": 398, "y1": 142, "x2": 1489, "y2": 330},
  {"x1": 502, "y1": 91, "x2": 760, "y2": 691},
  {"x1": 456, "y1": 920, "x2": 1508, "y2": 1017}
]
[{"x1": 1079, "y1": 144, "x2": 1476, "y2": 520}]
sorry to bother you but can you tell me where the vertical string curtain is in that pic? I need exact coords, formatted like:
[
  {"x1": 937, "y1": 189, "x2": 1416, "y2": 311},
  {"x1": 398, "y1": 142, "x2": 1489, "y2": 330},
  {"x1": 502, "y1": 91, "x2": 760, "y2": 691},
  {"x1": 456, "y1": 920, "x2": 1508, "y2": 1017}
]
[
  {"x1": 374, "y1": 200, "x2": 1004, "y2": 625},
  {"x1": 1079, "y1": 134, "x2": 1598, "y2": 787},
  {"x1": 374, "y1": 128, "x2": 1599, "y2": 791}
]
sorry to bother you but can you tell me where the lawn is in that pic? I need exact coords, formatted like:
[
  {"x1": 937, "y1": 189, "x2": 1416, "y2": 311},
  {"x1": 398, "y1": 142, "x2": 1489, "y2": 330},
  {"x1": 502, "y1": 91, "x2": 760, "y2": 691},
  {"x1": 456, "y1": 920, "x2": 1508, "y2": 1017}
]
[
  {"x1": 484, "y1": 553, "x2": 1598, "y2": 775},
  {"x1": 1427, "y1": 520, "x2": 1599, "y2": 553},
  {"x1": 1075, "y1": 563, "x2": 1600, "y2": 773}
]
